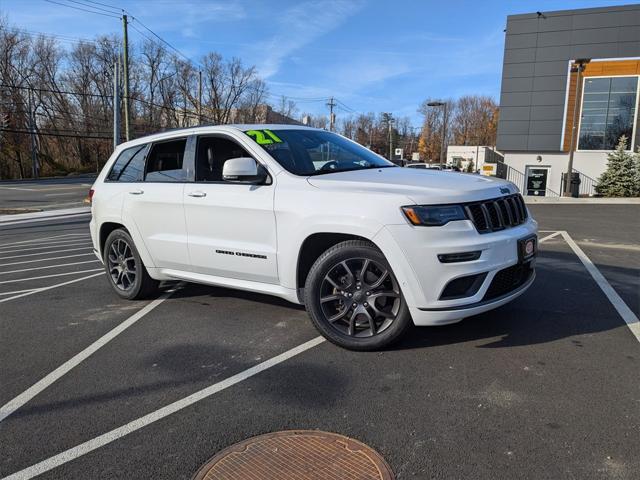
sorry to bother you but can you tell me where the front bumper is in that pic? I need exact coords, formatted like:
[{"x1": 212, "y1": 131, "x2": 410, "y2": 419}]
[{"x1": 373, "y1": 216, "x2": 538, "y2": 326}]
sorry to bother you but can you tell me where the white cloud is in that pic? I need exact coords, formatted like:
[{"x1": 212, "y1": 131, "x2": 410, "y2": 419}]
[{"x1": 256, "y1": 0, "x2": 365, "y2": 78}]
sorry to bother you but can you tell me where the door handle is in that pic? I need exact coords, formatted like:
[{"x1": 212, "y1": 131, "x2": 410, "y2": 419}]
[
  {"x1": 188, "y1": 191, "x2": 207, "y2": 198},
  {"x1": 129, "y1": 189, "x2": 144, "y2": 195}
]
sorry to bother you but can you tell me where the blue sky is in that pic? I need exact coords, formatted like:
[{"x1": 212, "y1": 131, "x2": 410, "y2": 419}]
[{"x1": 1, "y1": 0, "x2": 631, "y2": 124}]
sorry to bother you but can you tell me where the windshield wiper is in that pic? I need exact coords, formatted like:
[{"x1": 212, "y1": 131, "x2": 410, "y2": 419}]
[
  {"x1": 362, "y1": 164, "x2": 397, "y2": 169},
  {"x1": 307, "y1": 164, "x2": 397, "y2": 176}
]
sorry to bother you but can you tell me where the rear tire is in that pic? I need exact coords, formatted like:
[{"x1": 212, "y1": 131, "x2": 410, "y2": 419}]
[
  {"x1": 103, "y1": 229, "x2": 159, "y2": 300},
  {"x1": 304, "y1": 240, "x2": 412, "y2": 351}
]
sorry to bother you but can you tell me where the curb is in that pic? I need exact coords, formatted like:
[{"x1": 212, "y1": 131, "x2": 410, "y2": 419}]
[
  {"x1": 0, "y1": 206, "x2": 91, "y2": 224},
  {"x1": 524, "y1": 197, "x2": 640, "y2": 204}
]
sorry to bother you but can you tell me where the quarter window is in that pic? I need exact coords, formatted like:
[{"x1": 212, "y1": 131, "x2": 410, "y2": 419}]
[
  {"x1": 578, "y1": 76, "x2": 638, "y2": 150},
  {"x1": 107, "y1": 144, "x2": 147, "y2": 182},
  {"x1": 145, "y1": 138, "x2": 188, "y2": 182}
]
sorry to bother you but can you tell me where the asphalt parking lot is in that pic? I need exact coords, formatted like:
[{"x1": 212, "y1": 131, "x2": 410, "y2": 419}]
[
  {"x1": 0, "y1": 204, "x2": 638, "y2": 479},
  {"x1": 0, "y1": 177, "x2": 93, "y2": 213}
]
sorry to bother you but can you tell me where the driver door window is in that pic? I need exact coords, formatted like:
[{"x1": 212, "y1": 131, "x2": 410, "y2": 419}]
[{"x1": 195, "y1": 136, "x2": 252, "y2": 182}]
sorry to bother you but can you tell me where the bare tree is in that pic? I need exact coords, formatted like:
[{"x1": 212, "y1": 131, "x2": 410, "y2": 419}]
[
  {"x1": 450, "y1": 95, "x2": 498, "y2": 146},
  {"x1": 203, "y1": 54, "x2": 261, "y2": 124},
  {"x1": 275, "y1": 95, "x2": 297, "y2": 118}
]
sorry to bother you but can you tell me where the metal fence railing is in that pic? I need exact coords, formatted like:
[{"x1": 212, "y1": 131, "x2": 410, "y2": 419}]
[
  {"x1": 505, "y1": 165, "x2": 525, "y2": 193},
  {"x1": 503, "y1": 165, "x2": 561, "y2": 197},
  {"x1": 561, "y1": 169, "x2": 599, "y2": 197}
]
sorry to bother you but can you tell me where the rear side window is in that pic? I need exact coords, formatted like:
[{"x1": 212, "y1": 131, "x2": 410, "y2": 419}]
[
  {"x1": 107, "y1": 144, "x2": 147, "y2": 182},
  {"x1": 145, "y1": 138, "x2": 187, "y2": 182}
]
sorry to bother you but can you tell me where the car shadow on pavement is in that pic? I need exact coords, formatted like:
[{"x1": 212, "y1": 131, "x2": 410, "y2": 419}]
[
  {"x1": 393, "y1": 249, "x2": 636, "y2": 351},
  {"x1": 3, "y1": 342, "x2": 347, "y2": 422},
  {"x1": 169, "y1": 282, "x2": 306, "y2": 311}
]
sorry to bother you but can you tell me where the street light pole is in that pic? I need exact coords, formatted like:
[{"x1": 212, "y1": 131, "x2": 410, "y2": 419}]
[
  {"x1": 564, "y1": 58, "x2": 590, "y2": 196},
  {"x1": 427, "y1": 101, "x2": 447, "y2": 166}
]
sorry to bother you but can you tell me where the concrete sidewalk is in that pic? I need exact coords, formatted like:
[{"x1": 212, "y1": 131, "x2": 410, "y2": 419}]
[{"x1": 524, "y1": 196, "x2": 640, "y2": 204}]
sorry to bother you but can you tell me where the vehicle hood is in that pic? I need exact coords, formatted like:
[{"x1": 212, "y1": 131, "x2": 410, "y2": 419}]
[{"x1": 306, "y1": 167, "x2": 518, "y2": 204}]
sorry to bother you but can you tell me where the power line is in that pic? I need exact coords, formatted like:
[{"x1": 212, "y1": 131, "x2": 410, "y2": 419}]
[
  {"x1": 64, "y1": 0, "x2": 121, "y2": 15},
  {"x1": 1, "y1": 84, "x2": 214, "y2": 122},
  {"x1": 1, "y1": 128, "x2": 112, "y2": 139},
  {"x1": 83, "y1": 0, "x2": 121, "y2": 12},
  {"x1": 128, "y1": 23, "x2": 158, "y2": 46},
  {"x1": 128, "y1": 16, "x2": 199, "y2": 67},
  {"x1": 1, "y1": 83, "x2": 111, "y2": 99},
  {"x1": 44, "y1": 0, "x2": 121, "y2": 19},
  {"x1": 336, "y1": 99, "x2": 355, "y2": 113},
  {"x1": 0, "y1": 26, "x2": 117, "y2": 47}
]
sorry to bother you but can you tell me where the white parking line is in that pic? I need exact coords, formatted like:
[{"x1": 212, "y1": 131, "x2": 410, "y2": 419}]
[
  {"x1": 0, "y1": 288, "x2": 37, "y2": 296},
  {"x1": 0, "y1": 336, "x2": 325, "y2": 480},
  {"x1": 0, "y1": 186, "x2": 36, "y2": 191},
  {"x1": 539, "y1": 231, "x2": 561, "y2": 243},
  {"x1": 0, "y1": 260, "x2": 100, "y2": 275},
  {"x1": 0, "y1": 253, "x2": 95, "y2": 268},
  {"x1": 0, "y1": 271, "x2": 104, "y2": 304},
  {"x1": 0, "y1": 233, "x2": 87, "y2": 248},
  {"x1": 0, "y1": 238, "x2": 91, "y2": 253},
  {"x1": 0, "y1": 287, "x2": 179, "y2": 425},
  {"x1": 561, "y1": 231, "x2": 640, "y2": 343},
  {"x1": 0, "y1": 268, "x2": 103, "y2": 285},
  {"x1": 0, "y1": 211, "x2": 90, "y2": 227},
  {"x1": 0, "y1": 247, "x2": 93, "y2": 261},
  {"x1": 0, "y1": 241, "x2": 91, "y2": 255}
]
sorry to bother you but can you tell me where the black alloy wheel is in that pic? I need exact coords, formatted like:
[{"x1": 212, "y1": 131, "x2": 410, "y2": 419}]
[
  {"x1": 103, "y1": 229, "x2": 159, "y2": 300},
  {"x1": 304, "y1": 240, "x2": 412, "y2": 351},
  {"x1": 320, "y1": 257, "x2": 400, "y2": 337}
]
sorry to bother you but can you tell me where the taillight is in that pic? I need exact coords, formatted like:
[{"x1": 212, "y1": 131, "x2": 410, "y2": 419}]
[{"x1": 86, "y1": 188, "x2": 95, "y2": 204}]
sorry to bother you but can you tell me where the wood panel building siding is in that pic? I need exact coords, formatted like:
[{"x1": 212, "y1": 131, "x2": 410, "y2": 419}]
[{"x1": 562, "y1": 60, "x2": 640, "y2": 152}]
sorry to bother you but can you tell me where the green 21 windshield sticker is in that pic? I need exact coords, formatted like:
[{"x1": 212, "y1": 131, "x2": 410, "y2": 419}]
[{"x1": 245, "y1": 129, "x2": 283, "y2": 145}]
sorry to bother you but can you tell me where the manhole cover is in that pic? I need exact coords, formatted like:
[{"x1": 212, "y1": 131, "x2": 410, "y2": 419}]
[{"x1": 193, "y1": 430, "x2": 394, "y2": 480}]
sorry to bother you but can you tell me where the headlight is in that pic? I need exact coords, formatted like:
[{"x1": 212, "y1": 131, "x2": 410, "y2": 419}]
[{"x1": 402, "y1": 205, "x2": 467, "y2": 226}]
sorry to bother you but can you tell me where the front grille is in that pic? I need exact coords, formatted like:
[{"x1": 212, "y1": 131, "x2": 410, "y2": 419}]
[
  {"x1": 482, "y1": 262, "x2": 533, "y2": 301},
  {"x1": 465, "y1": 194, "x2": 528, "y2": 234}
]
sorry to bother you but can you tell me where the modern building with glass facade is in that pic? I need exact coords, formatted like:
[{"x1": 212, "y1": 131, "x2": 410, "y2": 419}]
[{"x1": 497, "y1": 4, "x2": 640, "y2": 196}]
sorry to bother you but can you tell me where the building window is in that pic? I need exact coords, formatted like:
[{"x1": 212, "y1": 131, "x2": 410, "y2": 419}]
[{"x1": 578, "y1": 76, "x2": 638, "y2": 150}]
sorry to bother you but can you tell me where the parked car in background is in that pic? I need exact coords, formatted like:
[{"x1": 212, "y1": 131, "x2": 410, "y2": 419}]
[
  {"x1": 406, "y1": 163, "x2": 436, "y2": 169},
  {"x1": 90, "y1": 125, "x2": 537, "y2": 350}
]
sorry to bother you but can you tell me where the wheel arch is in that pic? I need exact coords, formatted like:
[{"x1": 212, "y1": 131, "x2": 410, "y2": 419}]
[
  {"x1": 99, "y1": 222, "x2": 128, "y2": 258},
  {"x1": 296, "y1": 232, "x2": 381, "y2": 300},
  {"x1": 98, "y1": 220, "x2": 156, "y2": 270}
]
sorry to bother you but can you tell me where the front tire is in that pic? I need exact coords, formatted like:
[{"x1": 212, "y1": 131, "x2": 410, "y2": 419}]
[
  {"x1": 304, "y1": 240, "x2": 412, "y2": 351},
  {"x1": 103, "y1": 229, "x2": 159, "y2": 300}
]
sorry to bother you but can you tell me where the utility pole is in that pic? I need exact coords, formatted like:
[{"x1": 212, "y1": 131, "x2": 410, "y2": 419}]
[
  {"x1": 122, "y1": 14, "x2": 131, "y2": 141},
  {"x1": 198, "y1": 70, "x2": 203, "y2": 125},
  {"x1": 564, "y1": 58, "x2": 590, "y2": 196},
  {"x1": 409, "y1": 132, "x2": 415, "y2": 158},
  {"x1": 327, "y1": 96, "x2": 336, "y2": 131},
  {"x1": 28, "y1": 88, "x2": 39, "y2": 179},
  {"x1": 113, "y1": 61, "x2": 121, "y2": 151}
]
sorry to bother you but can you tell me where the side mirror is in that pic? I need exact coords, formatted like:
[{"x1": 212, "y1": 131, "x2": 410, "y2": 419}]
[{"x1": 222, "y1": 157, "x2": 269, "y2": 184}]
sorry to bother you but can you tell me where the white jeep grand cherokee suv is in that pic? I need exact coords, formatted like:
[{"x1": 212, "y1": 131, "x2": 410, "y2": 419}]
[{"x1": 90, "y1": 124, "x2": 537, "y2": 350}]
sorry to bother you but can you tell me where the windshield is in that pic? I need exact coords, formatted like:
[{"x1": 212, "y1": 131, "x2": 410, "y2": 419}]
[{"x1": 243, "y1": 128, "x2": 395, "y2": 176}]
